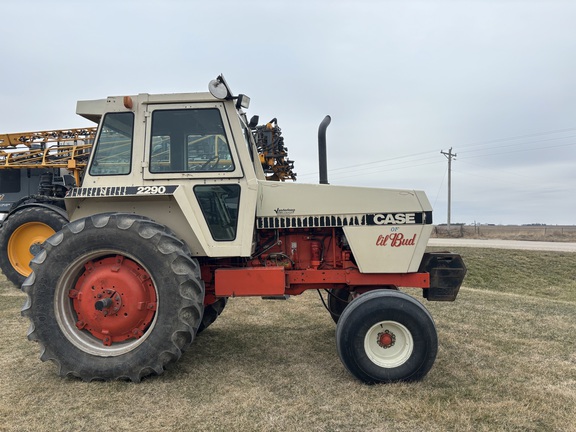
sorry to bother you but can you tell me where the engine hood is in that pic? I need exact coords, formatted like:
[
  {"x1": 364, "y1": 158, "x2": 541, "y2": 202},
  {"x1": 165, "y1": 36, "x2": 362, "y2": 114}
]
[{"x1": 257, "y1": 181, "x2": 432, "y2": 222}]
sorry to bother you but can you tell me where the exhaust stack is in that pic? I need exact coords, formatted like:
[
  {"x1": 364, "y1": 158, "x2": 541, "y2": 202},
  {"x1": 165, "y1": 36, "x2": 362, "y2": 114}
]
[{"x1": 318, "y1": 115, "x2": 331, "y2": 184}]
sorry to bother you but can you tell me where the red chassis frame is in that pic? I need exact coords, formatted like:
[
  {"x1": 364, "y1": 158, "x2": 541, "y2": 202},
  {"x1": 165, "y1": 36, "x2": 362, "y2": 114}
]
[{"x1": 200, "y1": 228, "x2": 431, "y2": 301}]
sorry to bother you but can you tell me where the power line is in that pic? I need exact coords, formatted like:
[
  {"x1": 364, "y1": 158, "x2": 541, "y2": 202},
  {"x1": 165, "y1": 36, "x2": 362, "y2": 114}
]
[
  {"x1": 327, "y1": 159, "x2": 444, "y2": 181},
  {"x1": 297, "y1": 126, "x2": 576, "y2": 182},
  {"x1": 458, "y1": 140, "x2": 576, "y2": 160},
  {"x1": 297, "y1": 150, "x2": 438, "y2": 178},
  {"x1": 457, "y1": 127, "x2": 576, "y2": 150},
  {"x1": 433, "y1": 166, "x2": 448, "y2": 209}
]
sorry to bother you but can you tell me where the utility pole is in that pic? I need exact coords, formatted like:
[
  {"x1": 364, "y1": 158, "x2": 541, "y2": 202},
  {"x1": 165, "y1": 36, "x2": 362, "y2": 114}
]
[{"x1": 441, "y1": 148, "x2": 456, "y2": 230}]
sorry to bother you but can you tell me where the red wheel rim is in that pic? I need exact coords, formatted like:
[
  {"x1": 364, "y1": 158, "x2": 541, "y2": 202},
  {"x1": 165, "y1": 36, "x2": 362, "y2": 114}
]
[{"x1": 69, "y1": 255, "x2": 157, "y2": 346}]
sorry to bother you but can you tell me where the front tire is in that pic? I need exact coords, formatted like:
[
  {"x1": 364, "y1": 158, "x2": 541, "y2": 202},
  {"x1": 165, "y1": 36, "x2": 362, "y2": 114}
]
[
  {"x1": 328, "y1": 286, "x2": 397, "y2": 324},
  {"x1": 21, "y1": 213, "x2": 204, "y2": 382},
  {"x1": 336, "y1": 290, "x2": 438, "y2": 384},
  {"x1": 0, "y1": 206, "x2": 68, "y2": 286}
]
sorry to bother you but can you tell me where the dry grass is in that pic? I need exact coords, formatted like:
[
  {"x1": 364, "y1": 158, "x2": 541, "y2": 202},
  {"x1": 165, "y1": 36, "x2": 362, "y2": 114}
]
[{"x1": 0, "y1": 248, "x2": 575, "y2": 431}]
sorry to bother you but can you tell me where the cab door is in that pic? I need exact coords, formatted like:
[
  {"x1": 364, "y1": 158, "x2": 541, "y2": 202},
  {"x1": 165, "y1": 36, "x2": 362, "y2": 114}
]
[{"x1": 142, "y1": 102, "x2": 255, "y2": 257}]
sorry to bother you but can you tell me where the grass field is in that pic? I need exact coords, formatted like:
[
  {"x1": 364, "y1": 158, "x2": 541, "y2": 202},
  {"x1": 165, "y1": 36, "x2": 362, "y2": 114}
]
[{"x1": 0, "y1": 247, "x2": 575, "y2": 431}]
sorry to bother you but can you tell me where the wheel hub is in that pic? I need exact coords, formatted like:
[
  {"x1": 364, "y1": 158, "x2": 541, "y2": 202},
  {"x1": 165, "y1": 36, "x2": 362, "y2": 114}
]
[
  {"x1": 29, "y1": 242, "x2": 44, "y2": 257},
  {"x1": 377, "y1": 330, "x2": 396, "y2": 349},
  {"x1": 364, "y1": 320, "x2": 414, "y2": 369},
  {"x1": 69, "y1": 255, "x2": 157, "y2": 346}
]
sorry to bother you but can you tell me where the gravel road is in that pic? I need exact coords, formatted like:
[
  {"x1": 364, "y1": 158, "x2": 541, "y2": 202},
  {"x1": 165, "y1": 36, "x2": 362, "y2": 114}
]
[{"x1": 428, "y1": 238, "x2": 576, "y2": 252}]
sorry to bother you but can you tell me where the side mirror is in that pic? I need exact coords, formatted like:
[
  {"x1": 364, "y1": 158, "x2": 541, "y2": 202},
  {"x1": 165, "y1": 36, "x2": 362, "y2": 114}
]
[{"x1": 208, "y1": 75, "x2": 232, "y2": 100}]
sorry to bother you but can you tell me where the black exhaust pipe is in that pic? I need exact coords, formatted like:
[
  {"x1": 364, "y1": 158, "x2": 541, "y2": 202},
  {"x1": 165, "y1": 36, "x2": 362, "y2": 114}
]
[{"x1": 318, "y1": 115, "x2": 331, "y2": 184}]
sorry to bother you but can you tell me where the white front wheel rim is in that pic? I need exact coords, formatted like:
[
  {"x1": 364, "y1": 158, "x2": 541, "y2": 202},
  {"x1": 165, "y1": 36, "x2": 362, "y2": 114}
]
[{"x1": 364, "y1": 320, "x2": 413, "y2": 368}]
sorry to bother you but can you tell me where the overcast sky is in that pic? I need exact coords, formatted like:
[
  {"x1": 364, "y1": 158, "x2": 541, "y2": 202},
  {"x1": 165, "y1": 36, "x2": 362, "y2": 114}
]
[{"x1": 2, "y1": 0, "x2": 575, "y2": 225}]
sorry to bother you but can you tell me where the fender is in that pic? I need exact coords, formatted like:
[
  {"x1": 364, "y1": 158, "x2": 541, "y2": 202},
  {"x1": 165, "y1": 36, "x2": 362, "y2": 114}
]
[{"x1": 0, "y1": 201, "x2": 69, "y2": 228}]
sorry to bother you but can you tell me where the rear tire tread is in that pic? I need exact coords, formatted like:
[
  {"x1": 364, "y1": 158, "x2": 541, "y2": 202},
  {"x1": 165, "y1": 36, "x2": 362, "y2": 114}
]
[{"x1": 22, "y1": 213, "x2": 204, "y2": 382}]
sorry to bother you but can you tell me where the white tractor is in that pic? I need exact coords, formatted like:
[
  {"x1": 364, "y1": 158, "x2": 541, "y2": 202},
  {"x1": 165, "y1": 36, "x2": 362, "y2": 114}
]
[{"x1": 22, "y1": 75, "x2": 466, "y2": 383}]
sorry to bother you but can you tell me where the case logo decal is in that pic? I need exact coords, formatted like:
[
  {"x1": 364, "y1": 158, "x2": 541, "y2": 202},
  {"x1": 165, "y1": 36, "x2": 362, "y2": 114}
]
[{"x1": 372, "y1": 213, "x2": 416, "y2": 225}]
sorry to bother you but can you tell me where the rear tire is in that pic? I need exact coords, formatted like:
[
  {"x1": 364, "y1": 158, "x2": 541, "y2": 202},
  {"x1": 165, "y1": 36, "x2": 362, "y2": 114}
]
[
  {"x1": 336, "y1": 290, "x2": 438, "y2": 383},
  {"x1": 0, "y1": 206, "x2": 68, "y2": 287},
  {"x1": 21, "y1": 213, "x2": 204, "y2": 382}
]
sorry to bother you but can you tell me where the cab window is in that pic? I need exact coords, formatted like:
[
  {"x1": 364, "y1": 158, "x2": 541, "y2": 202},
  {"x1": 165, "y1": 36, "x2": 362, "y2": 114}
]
[
  {"x1": 89, "y1": 112, "x2": 134, "y2": 176},
  {"x1": 194, "y1": 184, "x2": 240, "y2": 241},
  {"x1": 150, "y1": 109, "x2": 234, "y2": 173}
]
